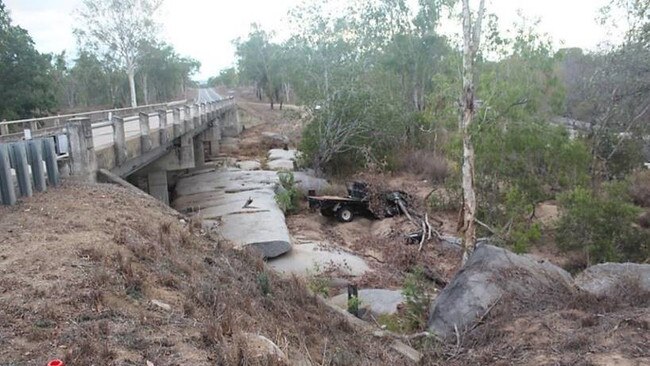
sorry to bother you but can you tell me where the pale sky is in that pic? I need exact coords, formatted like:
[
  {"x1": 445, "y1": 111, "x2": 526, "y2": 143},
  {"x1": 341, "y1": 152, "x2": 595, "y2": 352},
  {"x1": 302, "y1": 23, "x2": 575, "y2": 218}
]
[{"x1": 4, "y1": 0, "x2": 620, "y2": 80}]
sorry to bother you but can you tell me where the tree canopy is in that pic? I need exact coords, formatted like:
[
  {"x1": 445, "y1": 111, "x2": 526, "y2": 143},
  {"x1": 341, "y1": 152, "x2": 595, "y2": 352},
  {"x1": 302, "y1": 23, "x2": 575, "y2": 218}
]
[{"x1": 0, "y1": 1, "x2": 56, "y2": 120}]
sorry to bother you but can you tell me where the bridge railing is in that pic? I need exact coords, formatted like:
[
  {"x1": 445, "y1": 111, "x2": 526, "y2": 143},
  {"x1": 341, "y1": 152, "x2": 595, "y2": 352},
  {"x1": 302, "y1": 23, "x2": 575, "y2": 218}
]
[
  {"x1": 0, "y1": 99, "x2": 188, "y2": 142},
  {"x1": 0, "y1": 97, "x2": 237, "y2": 205}
]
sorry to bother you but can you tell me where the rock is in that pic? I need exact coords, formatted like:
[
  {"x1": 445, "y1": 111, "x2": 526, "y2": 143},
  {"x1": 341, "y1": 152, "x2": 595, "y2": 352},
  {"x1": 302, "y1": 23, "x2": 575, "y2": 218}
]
[
  {"x1": 236, "y1": 160, "x2": 262, "y2": 171},
  {"x1": 427, "y1": 244, "x2": 574, "y2": 339},
  {"x1": 238, "y1": 333, "x2": 288, "y2": 364},
  {"x1": 575, "y1": 263, "x2": 650, "y2": 297},
  {"x1": 391, "y1": 340, "x2": 422, "y2": 363},
  {"x1": 268, "y1": 243, "x2": 370, "y2": 277},
  {"x1": 151, "y1": 299, "x2": 171, "y2": 312},
  {"x1": 329, "y1": 289, "x2": 405, "y2": 316},
  {"x1": 261, "y1": 132, "x2": 290, "y2": 148},
  {"x1": 293, "y1": 172, "x2": 330, "y2": 195},
  {"x1": 268, "y1": 149, "x2": 298, "y2": 162}
]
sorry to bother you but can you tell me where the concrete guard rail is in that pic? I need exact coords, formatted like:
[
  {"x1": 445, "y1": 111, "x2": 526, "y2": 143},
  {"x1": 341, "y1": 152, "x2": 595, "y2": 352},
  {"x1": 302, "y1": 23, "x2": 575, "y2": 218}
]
[{"x1": 0, "y1": 97, "x2": 237, "y2": 206}]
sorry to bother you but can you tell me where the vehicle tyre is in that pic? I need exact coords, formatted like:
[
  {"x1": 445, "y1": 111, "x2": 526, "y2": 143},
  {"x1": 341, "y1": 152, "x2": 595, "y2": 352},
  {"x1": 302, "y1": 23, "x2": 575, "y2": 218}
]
[{"x1": 336, "y1": 206, "x2": 354, "y2": 223}]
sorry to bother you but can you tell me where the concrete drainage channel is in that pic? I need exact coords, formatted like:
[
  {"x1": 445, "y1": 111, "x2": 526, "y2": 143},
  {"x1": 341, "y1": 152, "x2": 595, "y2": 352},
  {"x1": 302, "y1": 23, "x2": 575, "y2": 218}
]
[
  {"x1": 171, "y1": 144, "x2": 426, "y2": 361},
  {"x1": 172, "y1": 147, "x2": 338, "y2": 260}
]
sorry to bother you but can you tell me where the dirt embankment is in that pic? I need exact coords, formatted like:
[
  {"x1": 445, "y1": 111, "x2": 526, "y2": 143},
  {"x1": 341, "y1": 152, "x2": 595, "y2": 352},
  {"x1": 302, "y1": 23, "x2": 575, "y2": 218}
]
[{"x1": 0, "y1": 182, "x2": 405, "y2": 365}]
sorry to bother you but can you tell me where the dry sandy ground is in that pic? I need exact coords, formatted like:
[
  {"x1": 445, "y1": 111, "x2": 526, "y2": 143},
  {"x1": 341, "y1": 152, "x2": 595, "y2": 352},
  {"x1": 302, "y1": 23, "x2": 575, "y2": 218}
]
[{"x1": 0, "y1": 182, "x2": 407, "y2": 365}]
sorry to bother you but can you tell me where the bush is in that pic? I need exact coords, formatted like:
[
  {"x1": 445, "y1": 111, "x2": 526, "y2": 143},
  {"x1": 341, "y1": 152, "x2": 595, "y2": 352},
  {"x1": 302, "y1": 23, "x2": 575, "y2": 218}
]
[
  {"x1": 377, "y1": 268, "x2": 433, "y2": 333},
  {"x1": 401, "y1": 268, "x2": 432, "y2": 332},
  {"x1": 398, "y1": 149, "x2": 450, "y2": 183},
  {"x1": 556, "y1": 187, "x2": 650, "y2": 264},
  {"x1": 275, "y1": 171, "x2": 299, "y2": 214},
  {"x1": 629, "y1": 170, "x2": 650, "y2": 207}
]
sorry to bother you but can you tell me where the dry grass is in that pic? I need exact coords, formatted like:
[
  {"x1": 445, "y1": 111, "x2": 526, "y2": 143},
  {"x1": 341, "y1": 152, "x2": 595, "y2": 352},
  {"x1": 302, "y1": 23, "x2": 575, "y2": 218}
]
[
  {"x1": 432, "y1": 271, "x2": 650, "y2": 365},
  {"x1": 0, "y1": 181, "x2": 405, "y2": 365}
]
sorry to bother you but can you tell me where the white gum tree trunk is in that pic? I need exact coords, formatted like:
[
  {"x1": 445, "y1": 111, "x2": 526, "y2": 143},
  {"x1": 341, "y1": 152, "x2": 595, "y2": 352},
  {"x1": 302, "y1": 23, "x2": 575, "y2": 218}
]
[{"x1": 459, "y1": 0, "x2": 485, "y2": 265}]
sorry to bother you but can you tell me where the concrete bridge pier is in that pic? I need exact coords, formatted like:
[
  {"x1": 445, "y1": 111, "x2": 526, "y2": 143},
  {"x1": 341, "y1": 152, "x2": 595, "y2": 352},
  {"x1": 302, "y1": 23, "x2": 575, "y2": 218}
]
[
  {"x1": 147, "y1": 170, "x2": 169, "y2": 205},
  {"x1": 193, "y1": 135, "x2": 205, "y2": 167},
  {"x1": 221, "y1": 108, "x2": 242, "y2": 138},
  {"x1": 204, "y1": 123, "x2": 221, "y2": 158}
]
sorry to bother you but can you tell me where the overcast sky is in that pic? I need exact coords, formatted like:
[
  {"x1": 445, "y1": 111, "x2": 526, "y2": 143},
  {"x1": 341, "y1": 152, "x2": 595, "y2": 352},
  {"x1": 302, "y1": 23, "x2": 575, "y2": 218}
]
[{"x1": 4, "y1": 0, "x2": 619, "y2": 80}]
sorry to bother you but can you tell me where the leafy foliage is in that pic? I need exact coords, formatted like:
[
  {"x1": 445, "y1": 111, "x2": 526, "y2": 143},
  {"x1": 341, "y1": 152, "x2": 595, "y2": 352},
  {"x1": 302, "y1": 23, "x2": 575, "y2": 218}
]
[
  {"x1": 0, "y1": 2, "x2": 56, "y2": 120},
  {"x1": 556, "y1": 187, "x2": 650, "y2": 264},
  {"x1": 275, "y1": 171, "x2": 299, "y2": 214}
]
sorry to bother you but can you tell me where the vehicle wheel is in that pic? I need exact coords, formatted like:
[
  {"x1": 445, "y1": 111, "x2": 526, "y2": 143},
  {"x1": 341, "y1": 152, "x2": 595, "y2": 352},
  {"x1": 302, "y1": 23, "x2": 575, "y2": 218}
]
[{"x1": 337, "y1": 206, "x2": 354, "y2": 223}]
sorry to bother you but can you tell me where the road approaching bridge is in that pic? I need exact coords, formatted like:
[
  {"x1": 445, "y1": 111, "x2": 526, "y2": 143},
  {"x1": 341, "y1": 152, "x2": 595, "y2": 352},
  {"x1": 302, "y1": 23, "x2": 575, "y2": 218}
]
[{"x1": 197, "y1": 88, "x2": 223, "y2": 103}]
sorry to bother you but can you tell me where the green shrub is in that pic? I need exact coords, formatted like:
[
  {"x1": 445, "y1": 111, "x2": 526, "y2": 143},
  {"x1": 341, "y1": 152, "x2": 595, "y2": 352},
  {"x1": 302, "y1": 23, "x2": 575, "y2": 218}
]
[
  {"x1": 306, "y1": 263, "x2": 330, "y2": 297},
  {"x1": 556, "y1": 187, "x2": 650, "y2": 264},
  {"x1": 401, "y1": 268, "x2": 432, "y2": 332},
  {"x1": 275, "y1": 171, "x2": 299, "y2": 214},
  {"x1": 257, "y1": 271, "x2": 271, "y2": 296}
]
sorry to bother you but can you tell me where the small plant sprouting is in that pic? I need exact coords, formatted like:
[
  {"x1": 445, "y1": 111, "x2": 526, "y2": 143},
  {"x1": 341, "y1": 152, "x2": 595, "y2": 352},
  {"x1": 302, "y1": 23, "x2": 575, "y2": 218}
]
[{"x1": 257, "y1": 271, "x2": 271, "y2": 296}]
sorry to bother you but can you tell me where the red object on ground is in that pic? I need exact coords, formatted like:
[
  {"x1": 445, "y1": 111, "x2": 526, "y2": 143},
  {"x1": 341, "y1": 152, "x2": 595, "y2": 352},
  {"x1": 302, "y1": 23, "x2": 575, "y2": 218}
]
[{"x1": 47, "y1": 360, "x2": 64, "y2": 366}]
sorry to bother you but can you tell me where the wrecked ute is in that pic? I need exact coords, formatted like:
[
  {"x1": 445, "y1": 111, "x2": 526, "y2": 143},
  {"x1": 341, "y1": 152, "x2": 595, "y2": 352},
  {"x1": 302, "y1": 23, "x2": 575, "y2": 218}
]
[{"x1": 307, "y1": 181, "x2": 409, "y2": 223}]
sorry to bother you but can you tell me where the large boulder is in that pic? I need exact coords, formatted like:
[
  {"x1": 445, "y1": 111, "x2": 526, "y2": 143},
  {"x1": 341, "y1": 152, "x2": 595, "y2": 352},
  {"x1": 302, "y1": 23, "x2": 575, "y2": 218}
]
[
  {"x1": 575, "y1": 263, "x2": 650, "y2": 297},
  {"x1": 427, "y1": 245, "x2": 574, "y2": 339}
]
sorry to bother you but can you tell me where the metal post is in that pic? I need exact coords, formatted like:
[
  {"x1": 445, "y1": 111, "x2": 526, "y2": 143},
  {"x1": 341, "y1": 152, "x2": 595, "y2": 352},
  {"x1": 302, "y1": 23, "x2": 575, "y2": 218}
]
[
  {"x1": 42, "y1": 138, "x2": 60, "y2": 187},
  {"x1": 0, "y1": 123, "x2": 8, "y2": 136},
  {"x1": 112, "y1": 116, "x2": 127, "y2": 166},
  {"x1": 28, "y1": 140, "x2": 46, "y2": 193},
  {"x1": 139, "y1": 112, "x2": 152, "y2": 153},
  {"x1": 11, "y1": 142, "x2": 33, "y2": 197},
  {"x1": 0, "y1": 144, "x2": 17, "y2": 205}
]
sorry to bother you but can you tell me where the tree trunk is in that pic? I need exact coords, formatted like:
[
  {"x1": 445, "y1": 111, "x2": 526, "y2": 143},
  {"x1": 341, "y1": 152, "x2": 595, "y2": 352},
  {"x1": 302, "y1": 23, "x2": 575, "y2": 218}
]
[
  {"x1": 128, "y1": 67, "x2": 137, "y2": 108},
  {"x1": 458, "y1": 0, "x2": 485, "y2": 265}
]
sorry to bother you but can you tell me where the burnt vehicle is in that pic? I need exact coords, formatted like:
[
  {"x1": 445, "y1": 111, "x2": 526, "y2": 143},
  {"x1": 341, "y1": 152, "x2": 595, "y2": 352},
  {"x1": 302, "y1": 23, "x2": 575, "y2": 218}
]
[{"x1": 307, "y1": 181, "x2": 409, "y2": 223}]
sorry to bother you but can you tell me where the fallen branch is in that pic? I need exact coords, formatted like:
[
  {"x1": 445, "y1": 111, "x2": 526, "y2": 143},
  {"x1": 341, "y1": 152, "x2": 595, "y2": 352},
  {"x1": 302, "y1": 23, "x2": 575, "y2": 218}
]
[
  {"x1": 418, "y1": 220, "x2": 426, "y2": 252},
  {"x1": 475, "y1": 218, "x2": 498, "y2": 236},
  {"x1": 468, "y1": 295, "x2": 502, "y2": 332}
]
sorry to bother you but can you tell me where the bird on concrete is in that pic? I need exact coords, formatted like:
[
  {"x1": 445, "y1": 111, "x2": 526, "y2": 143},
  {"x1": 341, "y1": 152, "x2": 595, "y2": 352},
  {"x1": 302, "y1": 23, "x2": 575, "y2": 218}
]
[{"x1": 242, "y1": 197, "x2": 254, "y2": 209}]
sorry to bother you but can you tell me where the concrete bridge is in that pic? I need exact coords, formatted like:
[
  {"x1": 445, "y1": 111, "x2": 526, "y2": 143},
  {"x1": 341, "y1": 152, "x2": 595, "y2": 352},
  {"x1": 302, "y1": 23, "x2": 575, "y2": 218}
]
[{"x1": 0, "y1": 89, "x2": 241, "y2": 205}]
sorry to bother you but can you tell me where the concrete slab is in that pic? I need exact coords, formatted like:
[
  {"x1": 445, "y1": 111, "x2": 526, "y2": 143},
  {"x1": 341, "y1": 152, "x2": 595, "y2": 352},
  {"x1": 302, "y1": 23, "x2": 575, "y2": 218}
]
[
  {"x1": 268, "y1": 149, "x2": 298, "y2": 161},
  {"x1": 268, "y1": 159, "x2": 295, "y2": 171},
  {"x1": 329, "y1": 289, "x2": 405, "y2": 316},
  {"x1": 268, "y1": 243, "x2": 370, "y2": 277}
]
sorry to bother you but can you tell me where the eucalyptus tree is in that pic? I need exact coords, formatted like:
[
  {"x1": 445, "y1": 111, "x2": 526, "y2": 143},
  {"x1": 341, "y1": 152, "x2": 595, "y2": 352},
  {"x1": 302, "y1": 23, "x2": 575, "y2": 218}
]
[
  {"x1": 138, "y1": 42, "x2": 200, "y2": 104},
  {"x1": 457, "y1": 0, "x2": 486, "y2": 264},
  {"x1": 0, "y1": 1, "x2": 56, "y2": 120},
  {"x1": 75, "y1": 0, "x2": 163, "y2": 107}
]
